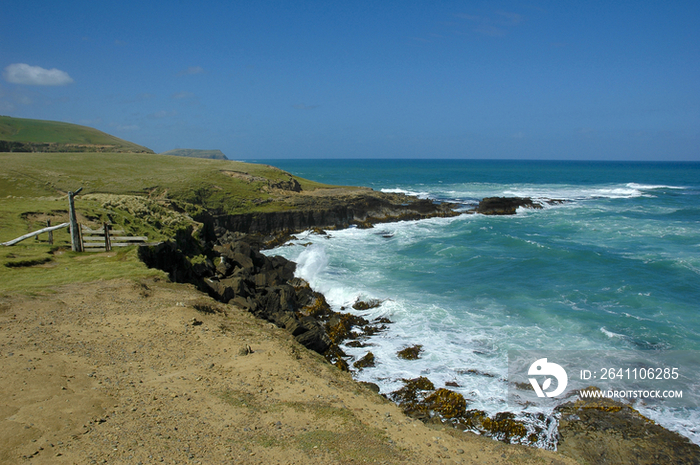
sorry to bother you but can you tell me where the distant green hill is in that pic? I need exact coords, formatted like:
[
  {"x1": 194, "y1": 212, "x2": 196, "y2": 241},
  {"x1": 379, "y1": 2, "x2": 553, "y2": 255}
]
[
  {"x1": 161, "y1": 149, "x2": 228, "y2": 160},
  {"x1": 0, "y1": 116, "x2": 153, "y2": 153}
]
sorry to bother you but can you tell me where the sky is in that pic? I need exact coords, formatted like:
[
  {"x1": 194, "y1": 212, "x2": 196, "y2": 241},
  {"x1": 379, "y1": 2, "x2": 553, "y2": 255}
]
[{"x1": 1, "y1": 1, "x2": 699, "y2": 160}]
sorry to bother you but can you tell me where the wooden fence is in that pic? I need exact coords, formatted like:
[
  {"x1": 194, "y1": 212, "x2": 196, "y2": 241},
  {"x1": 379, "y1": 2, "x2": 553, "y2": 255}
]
[
  {"x1": 80, "y1": 223, "x2": 149, "y2": 252},
  {"x1": 3, "y1": 191, "x2": 154, "y2": 251}
]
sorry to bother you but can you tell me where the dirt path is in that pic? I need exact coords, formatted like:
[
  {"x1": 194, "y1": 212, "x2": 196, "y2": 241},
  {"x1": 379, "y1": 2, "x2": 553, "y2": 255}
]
[{"x1": 0, "y1": 278, "x2": 576, "y2": 464}]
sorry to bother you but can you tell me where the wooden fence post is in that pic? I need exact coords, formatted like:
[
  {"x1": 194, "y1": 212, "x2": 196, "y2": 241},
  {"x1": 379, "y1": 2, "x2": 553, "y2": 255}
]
[
  {"x1": 103, "y1": 222, "x2": 112, "y2": 252},
  {"x1": 47, "y1": 220, "x2": 53, "y2": 245},
  {"x1": 68, "y1": 188, "x2": 83, "y2": 252}
]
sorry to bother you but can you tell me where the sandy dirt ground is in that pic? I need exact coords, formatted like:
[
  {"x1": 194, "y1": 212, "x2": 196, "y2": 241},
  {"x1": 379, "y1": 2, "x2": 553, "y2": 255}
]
[{"x1": 0, "y1": 277, "x2": 577, "y2": 465}]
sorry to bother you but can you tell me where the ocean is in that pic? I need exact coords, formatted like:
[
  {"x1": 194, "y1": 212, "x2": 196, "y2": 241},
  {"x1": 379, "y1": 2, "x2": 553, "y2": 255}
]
[{"x1": 252, "y1": 159, "x2": 700, "y2": 446}]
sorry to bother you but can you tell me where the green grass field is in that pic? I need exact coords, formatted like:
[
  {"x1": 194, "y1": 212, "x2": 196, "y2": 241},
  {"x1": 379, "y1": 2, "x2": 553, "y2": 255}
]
[
  {"x1": 0, "y1": 151, "x2": 329, "y2": 213},
  {"x1": 0, "y1": 150, "x2": 334, "y2": 294},
  {"x1": 0, "y1": 196, "x2": 169, "y2": 294},
  {"x1": 0, "y1": 116, "x2": 342, "y2": 294}
]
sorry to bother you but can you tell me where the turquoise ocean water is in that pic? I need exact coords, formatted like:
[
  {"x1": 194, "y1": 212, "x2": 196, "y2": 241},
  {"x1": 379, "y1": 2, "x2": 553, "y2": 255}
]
[{"x1": 252, "y1": 159, "x2": 700, "y2": 446}]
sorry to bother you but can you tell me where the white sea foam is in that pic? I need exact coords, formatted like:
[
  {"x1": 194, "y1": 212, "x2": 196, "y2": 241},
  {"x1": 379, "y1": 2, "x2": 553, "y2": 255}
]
[
  {"x1": 294, "y1": 244, "x2": 329, "y2": 284},
  {"x1": 380, "y1": 187, "x2": 431, "y2": 199},
  {"x1": 635, "y1": 405, "x2": 700, "y2": 446},
  {"x1": 626, "y1": 183, "x2": 686, "y2": 190},
  {"x1": 503, "y1": 185, "x2": 645, "y2": 201},
  {"x1": 425, "y1": 182, "x2": 669, "y2": 205},
  {"x1": 600, "y1": 327, "x2": 629, "y2": 340}
]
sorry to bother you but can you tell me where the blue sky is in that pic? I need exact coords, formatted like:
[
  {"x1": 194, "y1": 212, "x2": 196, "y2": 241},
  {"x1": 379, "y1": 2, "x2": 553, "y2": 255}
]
[{"x1": 1, "y1": 1, "x2": 698, "y2": 160}]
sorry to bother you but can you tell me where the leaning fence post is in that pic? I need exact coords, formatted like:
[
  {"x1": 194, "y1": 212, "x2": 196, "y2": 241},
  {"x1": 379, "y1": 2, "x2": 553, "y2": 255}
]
[
  {"x1": 68, "y1": 187, "x2": 83, "y2": 252},
  {"x1": 104, "y1": 222, "x2": 112, "y2": 252}
]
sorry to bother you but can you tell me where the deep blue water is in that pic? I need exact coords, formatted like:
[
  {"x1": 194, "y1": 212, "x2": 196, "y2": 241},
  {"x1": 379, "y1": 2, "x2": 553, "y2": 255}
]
[{"x1": 252, "y1": 159, "x2": 700, "y2": 446}]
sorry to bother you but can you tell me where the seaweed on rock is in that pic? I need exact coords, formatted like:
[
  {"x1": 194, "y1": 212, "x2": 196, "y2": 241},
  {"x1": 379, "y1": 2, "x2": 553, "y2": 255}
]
[
  {"x1": 353, "y1": 352, "x2": 375, "y2": 370},
  {"x1": 397, "y1": 345, "x2": 423, "y2": 360}
]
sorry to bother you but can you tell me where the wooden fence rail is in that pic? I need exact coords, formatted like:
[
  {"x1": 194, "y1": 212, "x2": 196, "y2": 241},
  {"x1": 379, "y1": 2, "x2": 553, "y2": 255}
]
[
  {"x1": 3, "y1": 191, "x2": 154, "y2": 251},
  {"x1": 3, "y1": 221, "x2": 150, "y2": 251},
  {"x1": 81, "y1": 223, "x2": 149, "y2": 252},
  {"x1": 1, "y1": 222, "x2": 70, "y2": 246}
]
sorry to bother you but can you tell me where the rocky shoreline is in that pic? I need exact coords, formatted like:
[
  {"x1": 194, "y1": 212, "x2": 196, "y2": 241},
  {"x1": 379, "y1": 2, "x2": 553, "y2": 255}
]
[{"x1": 138, "y1": 190, "x2": 700, "y2": 463}]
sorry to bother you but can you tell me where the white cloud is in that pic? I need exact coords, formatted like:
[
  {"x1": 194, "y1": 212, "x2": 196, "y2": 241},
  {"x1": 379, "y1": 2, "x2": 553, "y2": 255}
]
[{"x1": 3, "y1": 63, "x2": 74, "y2": 86}]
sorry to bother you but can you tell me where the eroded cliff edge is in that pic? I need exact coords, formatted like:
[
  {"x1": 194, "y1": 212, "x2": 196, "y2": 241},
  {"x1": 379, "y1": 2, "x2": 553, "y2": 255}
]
[
  {"x1": 211, "y1": 188, "x2": 460, "y2": 242},
  {"x1": 139, "y1": 188, "x2": 458, "y2": 361}
]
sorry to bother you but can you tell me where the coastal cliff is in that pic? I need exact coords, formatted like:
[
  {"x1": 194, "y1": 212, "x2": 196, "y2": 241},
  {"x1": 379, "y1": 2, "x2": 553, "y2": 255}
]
[
  {"x1": 211, "y1": 189, "x2": 459, "y2": 240},
  {"x1": 139, "y1": 189, "x2": 459, "y2": 361}
]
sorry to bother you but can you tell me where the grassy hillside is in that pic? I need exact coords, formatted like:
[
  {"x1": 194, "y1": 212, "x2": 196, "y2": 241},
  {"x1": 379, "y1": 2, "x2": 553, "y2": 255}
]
[
  {"x1": 0, "y1": 116, "x2": 153, "y2": 153},
  {"x1": 0, "y1": 151, "x2": 336, "y2": 293},
  {"x1": 0, "y1": 117, "x2": 341, "y2": 293},
  {"x1": 0, "y1": 152, "x2": 328, "y2": 213},
  {"x1": 161, "y1": 148, "x2": 228, "y2": 159}
]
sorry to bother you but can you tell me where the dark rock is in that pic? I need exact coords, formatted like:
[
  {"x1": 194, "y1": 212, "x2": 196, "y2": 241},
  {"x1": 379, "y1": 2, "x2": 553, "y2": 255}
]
[
  {"x1": 397, "y1": 345, "x2": 423, "y2": 360},
  {"x1": 230, "y1": 265, "x2": 253, "y2": 279},
  {"x1": 230, "y1": 295, "x2": 255, "y2": 312},
  {"x1": 294, "y1": 323, "x2": 331, "y2": 353},
  {"x1": 476, "y1": 197, "x2": 541, "y2": 215},
  {"x1": 215, "y1": 256, "x2": 232, "y2": 276},
  {"x1": 423, "y1": 388, "x2": 467, "y2": 419},
  {"x1": 353, "y1": 352, "x2": 375, "y2": 369},
  {"x1": 253, "y1": 285, "x2": 298, "y2": 319},
  {"x1": 389, "y1": 377, "x2": 436, "y2": 420},
  {"x1": 475, "y1": 197, "x2": 566, "y2": 215},
  {"x1": 326, "y1": 313, "x2": 370, "y2": 344},
  {"x1": 253, "y1": 273, "x2": 269, "y2": 288},
  {"x1": 361, "y1": 324, "x2": 387, "y2": 336},
  {"x1": 203, "y1": 276, "x2": 252, "y2": 303},
  {"x1": 229, "y1": 252, "x2": 255, "y2": 271},
  {"x1": 346, "y1": 341, "x2": 368, "y2": 348},
  {"x1": 279, "y1": 314, "x2": 306, "y2": 336},
  {"x1": 458, "y1": 410, "x2": 528, "y2": 444},
  {"x1": 352, "y1": 298, "x2": 383, "y2": 311},
  {"x1": 191, "y1": 257, "x2": 215, "y2": 278},
  {"x1": 556, "y1": 387, "x2": 700, "y2": 465},
  {"x1": 203, "y1": 278, "x2": 236, "y2": 303}
]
